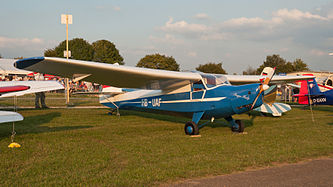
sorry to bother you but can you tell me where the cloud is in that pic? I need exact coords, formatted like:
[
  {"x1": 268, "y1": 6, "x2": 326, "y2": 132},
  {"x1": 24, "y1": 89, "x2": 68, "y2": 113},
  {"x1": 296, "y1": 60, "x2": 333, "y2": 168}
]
[
  {"x1": 200, "y1": 33, "x2": 230, "y2": 40},
  {"x1": 156, "y1": 8, "x2": 333, "y2": 49},
  {"x1": 0, "y1": 36, "x2": 44, "y2": 48},
  {"x1": 222, "y1": 8, "x2": 331, "y2": 30},
  {"x1": 187, "y1": 51, "x2": 197, "y2": 57},
  {"x1": 160, "y1": 17, "x2": 210, "y2": 34},
  {"x1": 149, "y1": 34, "x2": 184, "y2": 44},
  {"x1": 194, "y1": 13, "x2": 209, "y2": 20},
  {"x1": 113, "y1": 6, "x2": 121, "y2": 11},
  {"x1": 224, "y1": 17, "x2": 268, "y2": 27},
  {"x1": 310, "y1": 49, "x2": 327, "y2": 56},
  {"x1": 273, "y1": 8, "x2": 329, "y2": 21}
]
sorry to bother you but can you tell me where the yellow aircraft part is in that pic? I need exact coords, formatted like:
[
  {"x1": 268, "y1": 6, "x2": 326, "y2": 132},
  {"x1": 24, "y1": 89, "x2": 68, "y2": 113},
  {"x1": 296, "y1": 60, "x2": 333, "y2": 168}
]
[{"x1": 8, "y1": 142, "x2": 21, "y2": 148}]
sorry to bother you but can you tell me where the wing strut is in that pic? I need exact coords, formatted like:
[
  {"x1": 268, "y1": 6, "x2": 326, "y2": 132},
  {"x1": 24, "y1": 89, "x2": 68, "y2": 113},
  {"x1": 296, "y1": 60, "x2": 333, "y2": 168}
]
[{"x1": 307, "y1": 80, "x2": 315, "y2": 124}]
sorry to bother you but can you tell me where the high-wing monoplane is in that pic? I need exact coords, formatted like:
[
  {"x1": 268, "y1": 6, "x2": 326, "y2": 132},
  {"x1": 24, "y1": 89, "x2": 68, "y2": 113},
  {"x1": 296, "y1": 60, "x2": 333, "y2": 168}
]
[
  {"x1": 15, "y1": 57, "x2": 314, "y2": 135},
  {"x1": 0, "y1": 81, "x2": 64, "y2": 123},
  {"x1": 293, "y1": 78, "x2": 333, "y2": 105}
]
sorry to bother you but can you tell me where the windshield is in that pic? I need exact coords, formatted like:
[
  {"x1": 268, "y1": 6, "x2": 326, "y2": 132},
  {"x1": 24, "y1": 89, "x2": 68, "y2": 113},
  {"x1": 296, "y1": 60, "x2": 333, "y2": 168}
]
[{"x1": 200, "y1": 73, "x2": 230, "y2": 88}]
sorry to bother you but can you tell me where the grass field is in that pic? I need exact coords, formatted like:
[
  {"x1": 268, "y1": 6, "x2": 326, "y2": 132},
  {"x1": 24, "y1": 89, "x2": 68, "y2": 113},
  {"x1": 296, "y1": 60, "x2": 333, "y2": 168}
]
[{"x1": 0, "y1": 105, "x2": 332, "y2": 186}]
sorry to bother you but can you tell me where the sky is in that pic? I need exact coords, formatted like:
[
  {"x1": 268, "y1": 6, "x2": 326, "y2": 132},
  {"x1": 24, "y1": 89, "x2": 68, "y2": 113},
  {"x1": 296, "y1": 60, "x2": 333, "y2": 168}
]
[{"x1": 1, "y1": 0, "x2": 333, "y2": 74}]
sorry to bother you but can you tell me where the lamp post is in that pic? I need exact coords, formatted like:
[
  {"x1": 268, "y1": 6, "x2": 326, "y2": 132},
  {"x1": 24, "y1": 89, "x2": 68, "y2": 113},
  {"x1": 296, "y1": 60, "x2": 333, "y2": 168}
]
[{"x1": 61, "y1": 14, "x2": 72, "y2": 105}]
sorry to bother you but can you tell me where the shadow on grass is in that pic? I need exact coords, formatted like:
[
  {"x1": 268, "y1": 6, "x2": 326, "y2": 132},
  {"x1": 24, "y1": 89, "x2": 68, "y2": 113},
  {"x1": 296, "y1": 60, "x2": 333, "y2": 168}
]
[
  {"x1": 206, "y1": 114, "x2": 256, "y2": 129},
  {"x1": 0, "y1": 112, "x2": 92, "y2": 138},
  {"x1": 115, "y1": 109, "x2": 257, "y2": 130},
  {"x1": 112, "y1": 110, "x2": 189, "y2": 124}
]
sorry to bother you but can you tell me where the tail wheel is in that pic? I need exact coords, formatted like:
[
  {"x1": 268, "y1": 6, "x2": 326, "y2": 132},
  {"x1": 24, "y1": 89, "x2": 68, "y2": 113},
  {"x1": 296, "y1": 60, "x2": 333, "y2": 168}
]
[
  {"x1": 235, "y1": 120, "x2": 244, "y2": 133},
  {"x1": 184, "y1": 121, "x2": 199, "y2": 135}
]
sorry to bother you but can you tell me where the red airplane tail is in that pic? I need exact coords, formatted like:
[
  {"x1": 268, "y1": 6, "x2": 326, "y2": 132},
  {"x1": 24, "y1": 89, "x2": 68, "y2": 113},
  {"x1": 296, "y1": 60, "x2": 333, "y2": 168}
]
[
  {"x1": 293, "y1": 80, "x2": 309, "y2": 104},
  {"x1": 293, "y1": 74, "x2": 315, "y2": 105}
]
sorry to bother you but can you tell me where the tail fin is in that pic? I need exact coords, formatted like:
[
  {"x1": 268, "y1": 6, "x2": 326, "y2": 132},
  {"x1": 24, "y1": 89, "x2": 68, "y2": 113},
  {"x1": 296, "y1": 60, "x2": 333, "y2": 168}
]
[
  {"x1": 296, "y1": 80, "x2": 310, "y2": 104},
  {"x1": 307, "y1": 78, "x2": 321, "y2": 95},
  {"x1": 293, "y1": 78, "x2": 322, "y2": 105}
]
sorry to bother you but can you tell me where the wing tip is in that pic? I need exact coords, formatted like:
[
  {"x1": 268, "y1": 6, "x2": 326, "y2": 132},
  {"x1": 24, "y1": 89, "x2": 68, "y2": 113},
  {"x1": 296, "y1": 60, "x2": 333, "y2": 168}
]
[{"x1": 15, "y1": 56, "x2": 45, "y2": 69}]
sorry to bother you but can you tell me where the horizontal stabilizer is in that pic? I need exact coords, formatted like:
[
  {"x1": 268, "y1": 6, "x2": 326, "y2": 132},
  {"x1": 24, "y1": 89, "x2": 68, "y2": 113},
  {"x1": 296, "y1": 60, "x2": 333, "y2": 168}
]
[{"x1": 254, "y1": 102, "x2": 291, "y2": 117}]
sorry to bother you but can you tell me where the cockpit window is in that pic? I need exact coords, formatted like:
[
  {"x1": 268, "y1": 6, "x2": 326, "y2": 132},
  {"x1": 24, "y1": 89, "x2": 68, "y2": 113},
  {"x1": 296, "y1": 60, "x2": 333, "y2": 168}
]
[{"x1": 200, "y1": 73, "x2": 230, "y2": 88}]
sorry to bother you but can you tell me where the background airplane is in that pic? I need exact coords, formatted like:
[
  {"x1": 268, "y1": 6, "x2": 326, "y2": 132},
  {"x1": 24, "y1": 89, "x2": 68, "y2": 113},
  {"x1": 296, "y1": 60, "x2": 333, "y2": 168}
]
[
  {"x1": 0, "y1": 59, "x2": 64, "y2": 123},
  {"x1": 15, "y1": 57, "x2": 314, "y2": 135},
  {"x1": 293, "y1": 78, "x2": 333, "y2": 105},
  {"x1": 0, "y1": 81, "x2": 64, "y2": 123}
]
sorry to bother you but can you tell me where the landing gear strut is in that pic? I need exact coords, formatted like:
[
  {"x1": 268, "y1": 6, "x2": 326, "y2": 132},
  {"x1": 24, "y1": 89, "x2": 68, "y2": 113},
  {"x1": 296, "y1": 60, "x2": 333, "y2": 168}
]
[{"x1": 225, "y1": 116, "x2": 244, "y2": 133}]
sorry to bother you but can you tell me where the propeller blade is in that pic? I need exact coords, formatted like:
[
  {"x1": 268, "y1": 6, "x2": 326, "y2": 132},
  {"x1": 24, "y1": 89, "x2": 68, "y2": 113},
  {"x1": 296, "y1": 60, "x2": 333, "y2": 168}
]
[
  {"x1": 250, "y1": 67, "x2": 276, "y2": 110},
  {"x1": 250, "y1": 86, "x2": 263, "y2": 110}
]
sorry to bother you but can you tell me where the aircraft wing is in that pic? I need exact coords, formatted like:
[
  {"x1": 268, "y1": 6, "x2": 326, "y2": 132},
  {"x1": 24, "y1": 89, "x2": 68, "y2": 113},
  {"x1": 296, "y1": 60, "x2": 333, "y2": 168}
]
[
  {"x1": 0, "y1": 111, "x2": 23, "y2": 123},
  {"x1": 0, "y1": 81, "x2": 64, "y2": 98},
  {"x1": 225, "y1": 74, "x2": 315, "y2": 85},
  {"x1": 0, "y1": 59, "x2": 32, "y2": 75},
  {"x1": 15, "y1": 57, "x2": 202, "y2": 91}
]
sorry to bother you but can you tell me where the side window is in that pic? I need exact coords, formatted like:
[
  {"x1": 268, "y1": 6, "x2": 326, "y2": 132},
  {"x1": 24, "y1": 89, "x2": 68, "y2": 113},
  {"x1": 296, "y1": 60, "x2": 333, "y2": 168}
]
[
  {"x1": 192, "y1": 80, "x2": 205, "y2": 91},
  {"x1": 327, "y1": 79, "x2": 332, "y2": 86}
]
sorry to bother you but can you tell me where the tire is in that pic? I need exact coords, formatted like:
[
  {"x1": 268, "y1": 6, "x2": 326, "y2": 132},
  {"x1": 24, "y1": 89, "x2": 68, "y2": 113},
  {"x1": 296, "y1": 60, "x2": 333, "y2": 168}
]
[
  {"x1": 184, "y1": 121, "x2": 199, "y2": 135},
  {"x1": 235, "y1": 120, "x2": 244, "y2": 133}
]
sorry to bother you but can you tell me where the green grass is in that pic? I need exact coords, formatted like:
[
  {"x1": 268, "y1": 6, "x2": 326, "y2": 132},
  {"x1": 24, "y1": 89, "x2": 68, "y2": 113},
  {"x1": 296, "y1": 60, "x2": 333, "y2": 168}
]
[{"x1": 0, "y1": 106, "x2": 332, "y2": 186}]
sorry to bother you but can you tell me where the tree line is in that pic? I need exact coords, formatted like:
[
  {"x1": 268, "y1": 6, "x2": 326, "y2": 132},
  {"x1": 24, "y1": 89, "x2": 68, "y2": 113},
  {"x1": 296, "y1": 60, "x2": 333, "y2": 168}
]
[{"x1": 43, "y1": 38, "x2": 309, "y2": 74}]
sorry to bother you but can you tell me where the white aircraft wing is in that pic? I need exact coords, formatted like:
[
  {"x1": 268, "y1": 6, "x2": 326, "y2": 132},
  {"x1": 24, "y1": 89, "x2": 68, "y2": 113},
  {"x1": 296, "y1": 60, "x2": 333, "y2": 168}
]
[
  {"x1": 0, "y1": 81, "x2": 64, "y2": 98},
  {"x1": 0, "y1": 111, "x2": 23, "y2": 123},
  {"x1": 225, "y1": 74, "x2": 315, "y2": 85},
  {"x1": 15, "y1": 57, "x2": 202, "y2": 91},
  {"x1": 0, "y1": 59, "x2": 32, "y2": 75}
]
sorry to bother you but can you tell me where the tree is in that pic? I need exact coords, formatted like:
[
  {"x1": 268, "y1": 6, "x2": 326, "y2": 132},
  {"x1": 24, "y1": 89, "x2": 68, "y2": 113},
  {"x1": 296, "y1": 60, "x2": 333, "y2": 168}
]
[
  {"x1": 44, "y1": 38, "x2": 94, "y2": 61},
  {"x1": 136, "y1": 54, "x2": 180, "y2": 71},
  {"x1": 0, "y1": 54, "x2": 2, "y2": 58},
  {"x1": 196, "y1": 62, "x2": 227, "y2": 74},
  {"x1": 44, "y1": 48, "x2": 57, "y2": 57},
  {"x1": 92, "y1": 40, "x2": 124, "y2": 65},
  {"x1": 292, "y1": 58, "x2": 309, "y2": 72},
  {"x1": 256, "y1": 54, "x2": 310, "y2": 74},
  {"x1": 242, "y1": 66, "x2": 257, "y2": 75},
  {"x1": 256, "y1": 54, "x2": 287, "y2": 74}
]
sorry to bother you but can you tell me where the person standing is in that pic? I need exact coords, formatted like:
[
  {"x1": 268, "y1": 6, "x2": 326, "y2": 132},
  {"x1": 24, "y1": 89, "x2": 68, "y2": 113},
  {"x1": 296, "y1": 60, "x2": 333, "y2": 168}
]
[{"x1": 34, "y1": 73, "x2": 48, "y2": 109}]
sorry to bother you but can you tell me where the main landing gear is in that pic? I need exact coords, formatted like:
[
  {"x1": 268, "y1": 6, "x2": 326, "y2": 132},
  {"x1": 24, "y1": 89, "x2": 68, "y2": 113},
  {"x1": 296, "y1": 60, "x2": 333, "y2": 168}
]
[
  {"x1": 184, "y1": 112, "x2": 244, "y2": 135},
  {"x1": 184, "y1": 121, "x2": 199, "y2": 135},
  {"x1": 225, "y1": 116, "x2": 244, "y2": 133}
]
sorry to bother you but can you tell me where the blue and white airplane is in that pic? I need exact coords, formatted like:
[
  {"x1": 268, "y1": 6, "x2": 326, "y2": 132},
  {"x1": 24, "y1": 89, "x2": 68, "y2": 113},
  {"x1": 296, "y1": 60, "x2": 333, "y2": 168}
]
[{"x1": 15, "y1": 57, "x2": 314, "y2": 135}]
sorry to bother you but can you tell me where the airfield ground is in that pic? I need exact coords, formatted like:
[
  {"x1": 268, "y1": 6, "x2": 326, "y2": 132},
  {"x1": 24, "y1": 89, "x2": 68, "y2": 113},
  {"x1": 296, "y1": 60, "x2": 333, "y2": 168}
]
[{"x1": 0, "y1": 94, "x2": 332, "y2": 186}]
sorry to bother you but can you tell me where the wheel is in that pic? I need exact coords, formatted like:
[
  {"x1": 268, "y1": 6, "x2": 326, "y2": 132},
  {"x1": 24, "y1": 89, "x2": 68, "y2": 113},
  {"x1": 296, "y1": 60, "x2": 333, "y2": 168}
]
[
  {"x1": 184, "y1": 121, "x2": 199, "y2": 135},
  {"x1": 235, "y1": 120, "x2": 244, "y2": 133}
]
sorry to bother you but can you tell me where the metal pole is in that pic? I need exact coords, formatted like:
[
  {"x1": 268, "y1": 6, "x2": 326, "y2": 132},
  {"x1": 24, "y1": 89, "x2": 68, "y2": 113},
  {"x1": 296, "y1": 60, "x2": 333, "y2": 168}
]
[{"x1": 65, "y1": 15, "x2": 70, "y2": 105}]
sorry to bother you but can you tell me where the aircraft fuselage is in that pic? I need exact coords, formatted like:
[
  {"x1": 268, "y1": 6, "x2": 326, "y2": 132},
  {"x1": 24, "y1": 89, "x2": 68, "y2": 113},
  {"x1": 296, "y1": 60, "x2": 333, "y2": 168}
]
[{"x1": 100, "y1": 83, "x2": 263, "y2": 119}]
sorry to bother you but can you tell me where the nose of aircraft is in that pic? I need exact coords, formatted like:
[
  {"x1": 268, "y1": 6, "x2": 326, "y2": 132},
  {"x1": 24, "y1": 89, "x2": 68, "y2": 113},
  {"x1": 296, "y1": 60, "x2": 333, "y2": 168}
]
[
  {"x1": 263, "y1": 84, "x2": 270, "y2": 91},
  {"x1": 230, "y1": 83, "x2": 263, "y2": 114}
]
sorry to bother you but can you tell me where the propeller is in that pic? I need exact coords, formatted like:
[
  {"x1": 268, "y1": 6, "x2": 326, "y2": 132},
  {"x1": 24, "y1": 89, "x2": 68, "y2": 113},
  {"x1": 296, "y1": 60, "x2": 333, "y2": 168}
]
[{"x1": 250, "y1": 67, "x2": 276, "y2": 110}]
